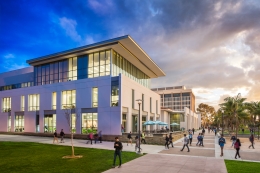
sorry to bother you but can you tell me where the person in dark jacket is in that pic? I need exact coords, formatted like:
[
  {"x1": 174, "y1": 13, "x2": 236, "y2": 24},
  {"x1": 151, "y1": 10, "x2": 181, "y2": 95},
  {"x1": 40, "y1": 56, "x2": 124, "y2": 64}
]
[
  {"x1": 234, "y1": 138, "x2": 241, "y2": 159},
  {"x1": 230, "y1": 134, "x2": 236, "y2": 147},
  {"x1": 249, "y1": 134, "x2": 255, "y2": 149},
  {"x1": 60, "y1": 129, "x2": 65, "y2": 143},
  {"x1": 112, "y1": 137, "x2": 123, "y2": 168},
  {"x1": 165, "y1": 134, "x2": 169, "y2": 149},
  {"x1": 169, "y1": 133, "x2": 174, "y2": 148},
  {"x1": 53, "y1": 130, "x2": 59, "y2": 144}
]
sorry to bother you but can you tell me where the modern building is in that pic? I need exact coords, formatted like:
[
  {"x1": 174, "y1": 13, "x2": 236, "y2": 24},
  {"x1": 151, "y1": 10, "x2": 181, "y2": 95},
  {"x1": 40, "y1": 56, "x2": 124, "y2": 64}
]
[
  {"x1": 0, "y1": 35, "x2": 165, "y2": 135},
  {"x1": 152, "y1": 86, "x2": 201, "y2": 130}
]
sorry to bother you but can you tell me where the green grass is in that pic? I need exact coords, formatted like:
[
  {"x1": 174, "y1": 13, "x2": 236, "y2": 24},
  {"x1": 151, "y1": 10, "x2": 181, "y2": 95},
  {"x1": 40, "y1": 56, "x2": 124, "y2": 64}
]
[
  {"x1": 0, "y1": 142, "x2": 141, "y2": 173},
  {"x1": 225, "y1": 160, "x2": 260, "y2": 173},
  {"x1": 223, "y1": 129, "x2": 254, "y2": 135}
]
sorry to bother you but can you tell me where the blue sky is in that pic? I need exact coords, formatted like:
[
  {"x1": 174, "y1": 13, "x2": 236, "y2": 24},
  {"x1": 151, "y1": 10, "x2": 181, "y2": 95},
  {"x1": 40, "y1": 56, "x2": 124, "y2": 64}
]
[{"x1": 1, "y1": 0, "x2": 260, "y2": 108}]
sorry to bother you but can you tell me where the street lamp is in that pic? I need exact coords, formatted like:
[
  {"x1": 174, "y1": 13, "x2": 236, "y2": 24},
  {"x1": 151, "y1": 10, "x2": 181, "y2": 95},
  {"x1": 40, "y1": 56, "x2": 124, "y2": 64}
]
[
  {"x1": 221, "y1": 109, "x2": 224, "y2": 136},
  {"x1": 136, "y1": 99, "x2": 142, "y2": 154}
]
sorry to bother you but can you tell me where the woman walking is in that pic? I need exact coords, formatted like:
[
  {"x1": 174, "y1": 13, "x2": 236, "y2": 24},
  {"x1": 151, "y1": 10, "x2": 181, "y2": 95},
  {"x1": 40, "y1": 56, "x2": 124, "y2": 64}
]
[
  {"x1": 248, "y1": 134, "x2": 255, "y2": 149},
  {"x1": 234, "y1": 138, "x2": 241, "y2": 159},
  {"x1": 165, "y1": 134, "x2": 170, "y2": 149}
]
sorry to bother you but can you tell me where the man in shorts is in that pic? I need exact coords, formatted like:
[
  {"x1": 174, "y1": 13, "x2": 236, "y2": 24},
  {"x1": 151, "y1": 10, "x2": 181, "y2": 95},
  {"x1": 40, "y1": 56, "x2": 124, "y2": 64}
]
[{"x1": 219, "y1": 134, "x2": 226, "y2": 156}]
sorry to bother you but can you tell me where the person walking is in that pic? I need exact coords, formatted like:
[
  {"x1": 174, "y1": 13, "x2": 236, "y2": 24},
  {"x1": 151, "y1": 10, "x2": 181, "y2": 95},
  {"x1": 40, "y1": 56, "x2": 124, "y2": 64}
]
[
  {"x1": 112, "y1": 137, "x2": 123, "y2": 168},
  {"x1": 60, "y1": 129, "x2": 65, "y2": 143},
  {"x1": 127, "y1": 131, "x2": 132, "y2": 146},
  {"x1": 189, "y1": 132, "x2": 193, "y2": 146},
  {"x1": 234, "y1": 138, "x2": 241, "y2": 159},
  {"x1": 214, "y1": 128, "x2": 217, "y2": 136},
  {"x1": 230, "y1": 134, "x2": 236, "y2": 147},
  {"x1": 180, "y1": 134, "x2": 190, "y2": 152},
  {"x1": 87, "y1": 132, "x2": 93, "y2": 145},
  {"x1": 199, "y1": 134, "x2": 204, "y2": 147},
  {"x1": 165, "y1": 134, "x2": 170, "y2": 149},
  {"x1": 196, "y1": 133, "x2": 201, "y2": 146},
  {"x1": 249, "y1": 134, "x2": 255, "y2": 149},
  {"x1": 169, "y1": 133, "x2": 174, "y2": 148},
  {"x1": 192, "y1": 128, "x2": 195, "y2": 135},
  {"x1": 135, "y1": 136, "x2": 141, "y2": 151},
  {"x1": 219, "y1": 134, "x2": 226, "y2": 157},
  {"x1": 53, "y1": 130, "x2": 59, "y2": 144},
  {"x1": 141, "y1": 132, "x2": 146, "y2": 144},
  {"x1": 202, "y1": 128, "x2": 205, "y2": 135},
  {"x1": 98, "y1": 130, "x2": 102, "y2": 143}
]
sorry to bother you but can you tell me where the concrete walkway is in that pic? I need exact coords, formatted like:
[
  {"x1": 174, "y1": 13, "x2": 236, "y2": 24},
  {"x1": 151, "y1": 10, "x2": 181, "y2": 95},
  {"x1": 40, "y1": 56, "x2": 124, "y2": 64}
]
[{"x1": 1, "y1": 131, "x2": 259, "y2": 173}]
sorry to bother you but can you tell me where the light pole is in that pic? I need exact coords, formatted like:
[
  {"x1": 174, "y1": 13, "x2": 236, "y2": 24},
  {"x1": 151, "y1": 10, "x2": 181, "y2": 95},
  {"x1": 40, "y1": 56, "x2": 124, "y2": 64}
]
[
  {"x1": 136, "y1": 99, "x2": 142, "y2": 154},
  {"x1": 221, "y1": 109, "x2": 224, "y2": 136}
]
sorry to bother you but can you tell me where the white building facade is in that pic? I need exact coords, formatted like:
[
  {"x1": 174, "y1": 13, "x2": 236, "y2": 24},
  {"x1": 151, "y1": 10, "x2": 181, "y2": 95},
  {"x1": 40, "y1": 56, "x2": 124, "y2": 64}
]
[{"x1": 0, "y1": 35, "x2": 165, "y2": 135}]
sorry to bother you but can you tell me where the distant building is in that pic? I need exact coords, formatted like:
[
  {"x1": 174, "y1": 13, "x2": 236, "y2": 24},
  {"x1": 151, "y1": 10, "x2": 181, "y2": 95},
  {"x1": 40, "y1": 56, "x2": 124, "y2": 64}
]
[{"x1": 152, "y1": 86, "x2": 201, "y2": 130}]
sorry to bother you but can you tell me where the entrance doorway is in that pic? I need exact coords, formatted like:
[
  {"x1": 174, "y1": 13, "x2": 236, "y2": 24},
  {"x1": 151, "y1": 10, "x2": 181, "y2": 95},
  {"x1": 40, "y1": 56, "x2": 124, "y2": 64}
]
[
  {"x1": 122, "y1": 114, "x2": 127, "y2": 133},
  {"x1": 44, "y1": 114, "x2": 56, "y2": 133},
  {"x1": 15, "y1": 115, "x2": 24, "y2": 132}
]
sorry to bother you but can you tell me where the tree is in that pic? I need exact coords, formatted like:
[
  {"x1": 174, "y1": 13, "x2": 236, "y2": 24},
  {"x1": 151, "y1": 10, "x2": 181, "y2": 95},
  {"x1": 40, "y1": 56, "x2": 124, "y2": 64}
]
[
  {"x1": 219, "y1": 93, "x2": 247, "y2": 138},
  {"x1": 245, "y1": 101, "x2": 260, "y2": 135},
  {"x1": 63, "y1": 106, "x2": 82, "y2": 159},
  {"x1": 197, "y1": 103, "x2": 216, "y2": 127}
]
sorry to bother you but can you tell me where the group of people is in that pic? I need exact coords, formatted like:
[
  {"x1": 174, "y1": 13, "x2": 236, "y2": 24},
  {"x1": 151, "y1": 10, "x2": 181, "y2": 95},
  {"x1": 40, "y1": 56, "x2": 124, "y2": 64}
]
[
  {"x1": 53, "y1": 129, "x2": 65, "y2": 143},
  {"x1": 126, "y1": 131, "x2": 146, "y2": 152},
  {"x1": 86, "y1": 130, "x2": 103, "y2": 144},
  {"x1": 218, "y1": 133, "x2": 255, "y2": 159}
]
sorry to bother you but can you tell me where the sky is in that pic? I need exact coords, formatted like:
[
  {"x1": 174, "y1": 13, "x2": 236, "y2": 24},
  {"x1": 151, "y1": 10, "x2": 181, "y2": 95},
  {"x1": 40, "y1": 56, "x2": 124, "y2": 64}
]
[{"x1": 1, "y1": 0, "x2": 260, "y2": 110}]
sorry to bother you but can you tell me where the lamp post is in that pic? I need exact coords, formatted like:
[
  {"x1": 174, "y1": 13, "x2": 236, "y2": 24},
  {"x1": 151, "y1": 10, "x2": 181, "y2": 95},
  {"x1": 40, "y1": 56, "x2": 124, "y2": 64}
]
[
  {"x1": 221, "y1": 109, "x2": 224, "y2": 136},
  {"x1": 136, "y1": 99, "x2": 142, "y2": 154}
]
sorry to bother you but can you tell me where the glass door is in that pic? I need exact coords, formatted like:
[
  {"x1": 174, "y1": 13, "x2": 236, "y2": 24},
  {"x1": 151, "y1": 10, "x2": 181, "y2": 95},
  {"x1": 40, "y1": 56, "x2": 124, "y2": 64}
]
[{"x1": 44, "y1": 114, "x2": 56, "y2": 133}]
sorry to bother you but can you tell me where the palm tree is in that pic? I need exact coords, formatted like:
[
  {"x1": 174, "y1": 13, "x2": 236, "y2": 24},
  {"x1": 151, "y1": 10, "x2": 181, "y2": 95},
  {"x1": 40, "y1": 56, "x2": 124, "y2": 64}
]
[
  {"x1": 219, "y1": 93, "x2": 247, "y2": 138},
  {"x1": 245, "y1": 101, "x2": 260, "y2": 135}
]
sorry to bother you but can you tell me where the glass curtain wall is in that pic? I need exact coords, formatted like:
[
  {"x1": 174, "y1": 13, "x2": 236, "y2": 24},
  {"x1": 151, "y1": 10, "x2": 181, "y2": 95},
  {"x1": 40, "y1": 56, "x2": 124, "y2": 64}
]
[
  {"x1": 15, "y1": 115, "x2": 24, "y2": 132},
  {"x1": 28, "y1": 94, "x2": 40, "y2": 111},
  {"x1": 92, "y1": 87, "x2": 98, "y2": 107},
  {"x1": 142, "y1": 116, "x2": 146, "y2": 131},
  {"x1": 81, "y1": 113, "x2": 98, "y2": 134},
  {"x1": 2, "y1": 97, "x2": 11, "y2": 112},
  {"x1": 170, "y1": 113, "x2": 184, "y2": 131},
  {"x1": 21, "y1": 96, "x2": 25, "y2": 111},
  {"x1": 44, "y1": 114, "x2": 56, "y2": 133},
  {"x1": 112, "y1": 50, "x2": 150, "y2": 88},
  {"x1": 62, "y1": 90, "x2": 76, "y2": 109}
]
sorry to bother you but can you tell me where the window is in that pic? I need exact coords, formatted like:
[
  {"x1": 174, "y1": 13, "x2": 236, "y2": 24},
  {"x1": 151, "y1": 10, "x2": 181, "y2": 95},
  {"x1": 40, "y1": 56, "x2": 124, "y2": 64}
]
[
  {"x1": 132, "y1": 89, "x2": 135, "y2": 109},
  {"x1": 92, "y1": 87, "x2": 98, "y2": 107},
  {"x1": 142, "y1": 94, "x2": 144, "y2": 111},
  {"x1": 111, "y1": 81, "x2": 119, "y2": 107},
  {"x1": 8, "y1": 115, "x2": 11, "y2": 132},
  {"x1": 21, "y1": 96, "x2": 25, "y2": 111},
  {"x1": 15, "y1": 115, "x2": 24, "y2": 132},
  {"x1": 77, "y1": 55, "x2": 88, "y2": 79},
  {"x1": 156, "y1": 100, "x2": 158, "y2": 114},
  {"x1": 122, "y1": 114, "x2": 127, "y2": 132},
  {"x1": 142, "y1": 116, "x2": 146, "y2": 131},
  {"x1": 28, "y1": 94, "x2": 40, "y2": 111},
  {"x1": 68, "y1": 57, "x2": 77, "y2": 81},
  {"x1": 150, "y1": 97, "x2": 152, "y2": 113},
  {"x1": 2, "y1": 97, "x2": 11, "y2": 112},
  {"x1": 88, "y1": 50, "x2": 111, "y2": 78},
  {"x1": 62, "y1": 90, "x2": 76, "y2": 109},
  {"x1": 52, "y1": 92, "x2": 56, "y2": 110},
  {"x1": 44, "y1": 114, "x2": 56, "y2": 133},
  {"x1": 81, "y1": 113, "x2": 98, "y2": 134},
  {"x1": 112, "y1": 50, "x2": 150, "y2": 88}
]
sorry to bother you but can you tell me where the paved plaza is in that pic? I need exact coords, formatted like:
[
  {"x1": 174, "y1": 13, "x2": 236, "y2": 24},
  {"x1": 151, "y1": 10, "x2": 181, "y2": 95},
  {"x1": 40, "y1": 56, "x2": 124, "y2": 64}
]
[{"x1": 0, "y1": 131, "x2": 259, "y2": 173}]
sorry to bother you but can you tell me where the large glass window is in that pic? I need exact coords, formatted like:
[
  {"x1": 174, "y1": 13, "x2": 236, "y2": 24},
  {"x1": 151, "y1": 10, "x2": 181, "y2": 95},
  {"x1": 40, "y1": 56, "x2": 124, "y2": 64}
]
[
  {"x1": 111, "y1": 81, "x2": 119, "y2": 107},
  {"x1": 68, "y1": 57, "x2": 77, "y2": 81},
  {"x1": 81, "y1": 113, "x2": 98, "y2": 134},
  {"x1": 15, "y1": 115, "x2": 24, "y2": 132},
  {"x1": 44, "y1": 114, "x2": 56, "y2": 133},
  {"x1": 122, "y1": 114, "x2": 127, "y2": 132},
  {"x1": 77, "y1": 55, "x2": 88, "y2": 79},
  {"x1": 21, "y1": 96, "x2": 25, "y2": 111},
  {"x1": 28, "y1": 94, "x2": 40, "y2": 111},
  {"x1": 52, "y1": 92, "x2": 56, "y2": 110},
  {"x1": 88, "y1": 50, "x2": 111, "y2": 78},
  {"x1": 112, "y1": 50, "x2": 150, "y2": 88},
  {"x1": 62, "y1": 90, "x2": 76, "y2": 109},
  {"x1": 2, "y1": 97, "x2": 11, "y2": 112},
  {"x1": 92, "y1": 87, "x2": 98, "y2": 107},
  {"x1": 142, "y1": 116, "x2": 146, "y2": 131}
]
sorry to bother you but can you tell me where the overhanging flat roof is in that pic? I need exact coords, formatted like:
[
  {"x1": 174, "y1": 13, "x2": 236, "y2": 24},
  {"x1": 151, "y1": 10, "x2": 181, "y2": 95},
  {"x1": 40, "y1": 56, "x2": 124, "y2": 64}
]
[{"x1": 26, "y1": 35, "x2": 165, "y2": 78}]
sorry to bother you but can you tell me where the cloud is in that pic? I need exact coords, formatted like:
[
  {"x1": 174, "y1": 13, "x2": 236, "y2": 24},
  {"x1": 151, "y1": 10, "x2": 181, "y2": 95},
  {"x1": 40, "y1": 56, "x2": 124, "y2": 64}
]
[
  {"x1": 2, "y1": 54, "x2": 28, "y2": 71},
  {"x1": 59, "y1": 17, "x2": 82, "y2": 42}
]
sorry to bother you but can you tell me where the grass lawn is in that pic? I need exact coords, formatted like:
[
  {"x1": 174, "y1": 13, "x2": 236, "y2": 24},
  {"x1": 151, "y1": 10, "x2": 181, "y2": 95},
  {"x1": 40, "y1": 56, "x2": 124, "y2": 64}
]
[
  {"x1": 225, "y1": 160, "x2": 260, "y2": 173},
  {"x1": 0, "y1": 142, "x2": 141, "y2": 173}
]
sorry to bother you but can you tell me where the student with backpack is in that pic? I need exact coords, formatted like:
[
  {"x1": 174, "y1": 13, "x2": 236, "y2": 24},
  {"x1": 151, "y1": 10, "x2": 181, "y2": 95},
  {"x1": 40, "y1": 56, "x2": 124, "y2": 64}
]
[
  {"x1": 112, "y1": 137, "x2": 123, "y2": 168},
  {"x1": 196, "y1": 133, "x2": 201, "y2": 146},
  {"x1": 127, "y1": 131, "x2": 132, "y2": 146},
  {"x1": 234, "y1": 138, "x2": 241, "y2": 159},
  {"x1": 248, "y1": 134, "x2": 255, "y2": 149},
  {"x1": 219, "y1": 134, "x2": 226, "y2": 157},
  {"x1": 230, "y1": 134, "x2": 236, "y2": 147},
  {"x1": 180, "y1": 134, "x2": 190, "y2": 152}
]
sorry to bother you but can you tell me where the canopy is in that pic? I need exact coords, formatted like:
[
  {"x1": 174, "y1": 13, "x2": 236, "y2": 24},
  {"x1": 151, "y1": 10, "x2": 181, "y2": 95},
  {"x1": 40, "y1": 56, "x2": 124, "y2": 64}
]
[
  {"x1": 143, "y1": 120, "x2": 155, "y2": 125},
  {"x1": 153, "y1": 121, "x2": 162, "y2": 125},
  {"x1": 158, "y1": 122, "x2": 168, "y2": 125}
]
